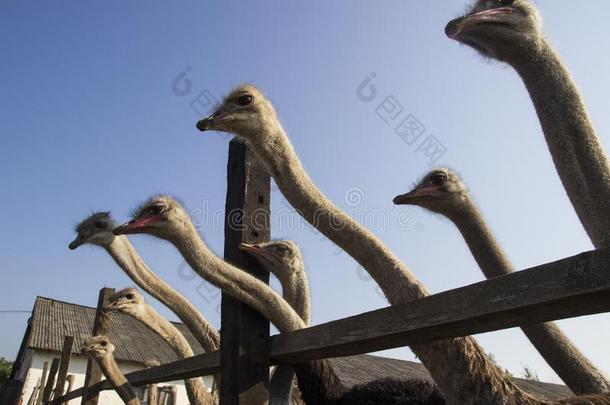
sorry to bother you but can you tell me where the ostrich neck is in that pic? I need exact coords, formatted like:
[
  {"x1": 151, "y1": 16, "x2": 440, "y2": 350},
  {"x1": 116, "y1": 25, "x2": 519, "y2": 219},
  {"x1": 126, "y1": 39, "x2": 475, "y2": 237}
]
[
  {"x1": 274, "y1": 261, "x2": 311, "y2": 325},
  {"x1": 97, "y1": 355, "x2": 140, "y2": 405},
  {"x1": 513, "y1": 40, "x2": 610, "y2": 249},
  {"x1": 447, "y1": 197, "x2": 514, "y2": 278},
  {"x1": 128, "y1": 306, "x2": 214, "y2": 405},
  {"x1": 249, "y1": 127, "x2": 538, "y2": 404},
  {"x1": 169, "y1": 223, "x2": 305, "y2": 332},
  {"x1": 134, "y1": 305, "x2": 194, "y2": 359},
  {"x1": 253, "y1": 127, "x2": 428, "y2": 304},
  {"x1": 446, "y1": 197, "x2": 610, "y2": 395},
  {"x1": 105, "y1": 236, "x2": 219, "y2": 352},
  {"x1": 269, "y1": 260, "x2": 311, "y2": 405}
]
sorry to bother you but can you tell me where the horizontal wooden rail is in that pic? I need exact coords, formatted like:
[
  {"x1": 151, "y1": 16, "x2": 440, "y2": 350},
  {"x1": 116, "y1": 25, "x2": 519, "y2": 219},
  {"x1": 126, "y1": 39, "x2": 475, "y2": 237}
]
[
  {"x1": 49, "y1": 352, "x2": 220, "y2": 404},
  {"x1": 51, "y1": 248, "x2": 610, "y2": 403}
]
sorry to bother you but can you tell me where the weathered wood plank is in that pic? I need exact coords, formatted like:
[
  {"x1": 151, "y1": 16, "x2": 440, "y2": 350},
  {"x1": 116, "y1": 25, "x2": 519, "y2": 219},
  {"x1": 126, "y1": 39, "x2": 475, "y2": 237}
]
[
  {"x1": 41, "y1": 358, "x2": 59, "y2": 403},
  {"x1": 221, "y1": 139, "x2": 271, "y2": 405},
  {"x1": 53, "y1": 248, "x2": 610, "y2": 401},
  {"x1": 271, "y1": 248, "x2": 610, "y2": 363},
  {"x1": 81, "y1": 287, "x2": 114, "y2": 405},
  {"x1": 35, "y1": 361, "x2": 49, "y2": 405},
  {"x1": 52, "y1": 336, "x2": 74, "y2": 400},
  {"x1": 51, "y1": 352, "x2": 221, "y2": 404},
  {"x1": 63, "y1": 376, "x2": 75, "y2": 405}
]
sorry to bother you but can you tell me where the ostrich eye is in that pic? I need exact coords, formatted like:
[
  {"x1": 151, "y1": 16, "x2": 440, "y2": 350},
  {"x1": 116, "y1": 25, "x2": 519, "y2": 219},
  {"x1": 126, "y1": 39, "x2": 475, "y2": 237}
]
[
  {"x1": 101, "y1": 341, "x2": 107, "y2": 347},
  {"x1": 94, "y1": 221, "x2": 105, "y2": 230},
  {"x1": 148, "y1": 205, "x2": 163, "y2": 215},
  {"x1": 497, "y1": 0, "x2": 515, "y2": 5},
  {"x1": 126, "y1": 294, "x2": 134, "y2": 300},
  {"x1": 276, "y1": 246, "x2": 289, "y2": 256},
  {"x1": 429, "y1": 173, "x2": 447, "y2": 186},
  {"x1": 235, "y1": 94, "x2": 253, "y2": 107}
]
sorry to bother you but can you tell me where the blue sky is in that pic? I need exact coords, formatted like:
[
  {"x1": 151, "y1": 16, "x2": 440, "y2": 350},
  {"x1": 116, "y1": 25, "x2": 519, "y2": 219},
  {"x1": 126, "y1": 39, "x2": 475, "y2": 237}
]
[{"x1": 2, "y1": 0, "x2": 610, "y2": 384}]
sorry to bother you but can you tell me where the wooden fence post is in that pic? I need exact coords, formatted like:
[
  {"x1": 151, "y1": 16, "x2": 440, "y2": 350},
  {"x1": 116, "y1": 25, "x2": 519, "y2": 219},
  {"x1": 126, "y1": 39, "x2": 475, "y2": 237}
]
[
  {"x1": 52, "y1": 336, "x2": 74, "y2": 400},
  {"x1": 220, "y1": 139, "x2": 271, "y2": 404},
  {"x1": 34, "y1": 362, "x2": 49, "y2": 405},
  {"x1": 82, "y1": 288, "x2": 115, "y2": 405},
  {"x1": 63, "y1": 376, "x2": 75, "y2": 405},
  {"x1": 41, "y1": 358, "x2": 59, "y2": 403}
]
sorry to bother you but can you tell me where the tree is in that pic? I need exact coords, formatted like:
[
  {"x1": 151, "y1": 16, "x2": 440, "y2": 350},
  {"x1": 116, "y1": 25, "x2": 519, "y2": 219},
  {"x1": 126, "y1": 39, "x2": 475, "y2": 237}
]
[
  {"x1": 521, "y1": 364, "x2": 539, "y2": 382},
  {"x1": 0, "y1": 358, "x2": 13, "y2": 383}
]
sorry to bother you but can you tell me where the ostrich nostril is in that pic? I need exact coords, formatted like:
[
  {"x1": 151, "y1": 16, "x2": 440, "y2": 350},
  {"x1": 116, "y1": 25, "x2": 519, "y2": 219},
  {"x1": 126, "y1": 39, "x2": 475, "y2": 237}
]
[{"x1": 445, "y1": 18, "x2": 462, "y2": 38}]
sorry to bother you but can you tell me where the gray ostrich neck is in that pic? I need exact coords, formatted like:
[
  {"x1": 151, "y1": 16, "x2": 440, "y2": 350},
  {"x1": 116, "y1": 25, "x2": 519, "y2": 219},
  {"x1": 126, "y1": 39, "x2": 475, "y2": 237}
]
[
  {"x1": 269, "y1": 259, "x2": 311, "y2": 405},
  {"x1": 169, "y1": 223, "x2": 305, "y2": 332},
  {"x1": 251, "y1": 127, "x2": 428, "y2": 304},
  {"x1": 446, "y1": 197, "x2": 514, "y2": 278},
  {"x1": 104, "y1": 236, "x2": 220, "y2": 352},
  {"x1": 137, "y1": 305, "x2": 194, "y2": 358},
  {"x1": 128, "y1": 306, "x2": 213, "y2": 405},
  {"x1": 247, "y1": 127, "x2": 536, "y2": 404},
  {"x1": 97, "y1": 355, "x2": 140, "y2": 405},
  {"x1": 275, "y1": 261, "x2": 311, "y2": 325},
  {"x1": 447, "y1": 198, "x2": 610, "y2": 394},
  {"x1": 513, "y1": 40, "x2": 610, "y2": 248}
]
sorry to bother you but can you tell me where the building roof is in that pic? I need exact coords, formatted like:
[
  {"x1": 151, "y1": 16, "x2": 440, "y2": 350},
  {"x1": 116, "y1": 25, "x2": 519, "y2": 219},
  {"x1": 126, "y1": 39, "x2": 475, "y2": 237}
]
[
  {"x1": 27, "y1": 296, "x2": 201, "y2": 365},
  {"x1": 25, "y1": 296, "x2": 572, "y2": 400}
]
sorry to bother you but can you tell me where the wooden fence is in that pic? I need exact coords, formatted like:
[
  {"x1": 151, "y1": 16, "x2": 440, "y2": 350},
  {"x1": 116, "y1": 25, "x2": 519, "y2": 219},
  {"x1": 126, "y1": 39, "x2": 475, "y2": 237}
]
[{"x1": 50, "y1": 139, "x2": 610, "y2": 404}]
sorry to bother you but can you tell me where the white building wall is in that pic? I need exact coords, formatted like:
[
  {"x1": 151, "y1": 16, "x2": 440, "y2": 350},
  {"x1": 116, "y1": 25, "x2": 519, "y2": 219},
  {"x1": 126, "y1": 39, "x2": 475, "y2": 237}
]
[{"x1": 18, "y1": 350, "x2": 213, "y2": 404}]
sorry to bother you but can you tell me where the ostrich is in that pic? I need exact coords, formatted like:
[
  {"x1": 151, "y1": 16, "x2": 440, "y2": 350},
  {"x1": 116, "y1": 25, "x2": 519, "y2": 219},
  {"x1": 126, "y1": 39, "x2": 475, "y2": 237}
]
[
  {"x1": 105, "y1": 287, "x2": 215, "y2": 405},
  {"x1": 445, "y1": 0, "x2": 610, "y2": 250},
  {"x1": 393, "y1": 168, "x2": 610, "y2": 394},
  {"x1": 81, "y1": 335, "x2": 140, "y2": 405},
  {"x1": 241, "y1": 241, "x2": 446, "y2": 405},
  {"x1": 194, "y1": 84, "x2": 534, "y2": 404},
  {"x1": 112, "y1": 196, "x2": 344, "y2": 405},
  {"x1": 68, "y1": 213, "x2": 220, "y2": 357},
  {"x1": 241, "y1": 240, "x2": 310, "y2": 405}
]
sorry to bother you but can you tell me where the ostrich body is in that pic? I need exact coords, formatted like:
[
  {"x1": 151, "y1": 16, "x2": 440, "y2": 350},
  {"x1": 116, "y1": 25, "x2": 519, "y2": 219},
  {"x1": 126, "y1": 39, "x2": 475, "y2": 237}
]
[
  {"x1": 105, "y1": 288, "x2": 215, "y2": 405},
  {"x1": 69, "y1": 213, "x2": 220, "y2": 354},
  {"x1": 445, "y1": 0, "x2": 610, "y2": 251},
  {"x1": 195, "y1": 84, "x2": 533, "y2": 404},
  {"x1": 394, "y1": 168, "x2": 610, "y2": 395},
  {"x1": 113, "y1": 197, "x2": 345, "y2": 405},
  {"x1": 81, "y1": 336, "x2": 140, "y2": 405}
]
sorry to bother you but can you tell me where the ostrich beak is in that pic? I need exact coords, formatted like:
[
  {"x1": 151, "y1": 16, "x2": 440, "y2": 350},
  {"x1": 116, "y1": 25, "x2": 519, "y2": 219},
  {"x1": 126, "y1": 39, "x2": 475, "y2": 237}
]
[
  {"x1": 113, "y1": 220, "x2": 136, "y2": 235},
  {"x1": 113, "y1": 215, "x2": 160, "y2": 235},
  {"x1": 393, "y1": 192, "x2": 415, "y2": 205},
  {"x1": 445, "y1": 7, "x2": 515, "y2": 38},
  {"x1": 196, "y1": 113, "x2": 217, "y2": 132},
  {"x1": 240, "y1": 243, "x2": 277, "y2": 259},
  {"x1": 69, "y1": 235, "x2": 84, "y2": 250},
  {"x1": 393, "y1": 190, "x2": 425, "y2": 205}
]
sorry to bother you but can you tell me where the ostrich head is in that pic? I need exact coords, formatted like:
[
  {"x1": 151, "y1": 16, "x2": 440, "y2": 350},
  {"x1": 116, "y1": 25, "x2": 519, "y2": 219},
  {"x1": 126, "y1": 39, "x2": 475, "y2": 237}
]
[
  {"x1": 104, "y1": 287, "x2": 146, "y2": 317},
  {"x1": 393, "y1": 168, "x2": 468, "y2": 216},
  {"x1": 82, "y1": 335, "x2": 115, "y2": 359},
  {"x1": 112, "y1": 196, "x2": 191, "y2": 242},
  {"x1": 196, "y1": 84, "x2": 279, "y2": 142},
  {"x1": 445, "y1": 0, "x2": 543, "y2": 62},
  {"x1": 240, "y1": 240, "x2": 303, "y2": 276},
  {"x1": 69, "y1": 212, "x2": 117, "y2": 250}
]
